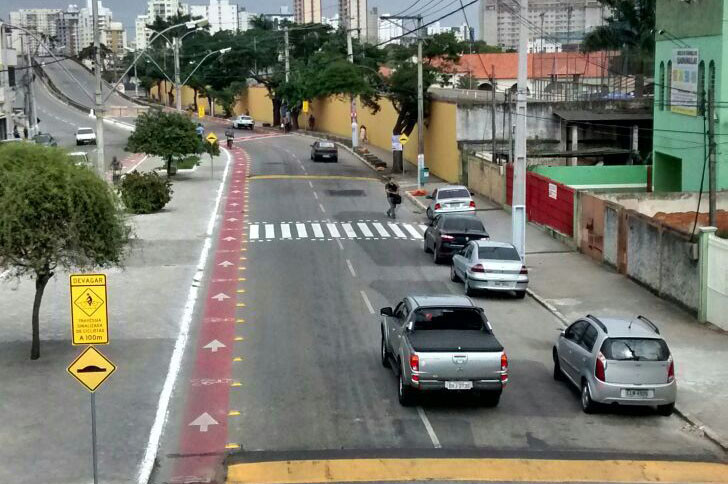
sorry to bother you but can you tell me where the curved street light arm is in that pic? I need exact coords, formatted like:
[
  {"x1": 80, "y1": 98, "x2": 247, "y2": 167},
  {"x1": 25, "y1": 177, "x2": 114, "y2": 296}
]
[{"x1": 181, "y1": 48, "x2": 229, "y2": 87}]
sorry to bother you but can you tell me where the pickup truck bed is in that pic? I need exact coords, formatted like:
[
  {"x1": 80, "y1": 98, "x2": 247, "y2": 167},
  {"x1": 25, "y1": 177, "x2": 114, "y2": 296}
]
[{"x1": 409, "y1": 330, "x2": 503, "y2": 353}]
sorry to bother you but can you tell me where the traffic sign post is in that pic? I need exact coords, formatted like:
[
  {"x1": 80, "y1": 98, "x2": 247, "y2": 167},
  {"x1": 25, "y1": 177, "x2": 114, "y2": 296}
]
[
  {"x1": 399, "y1": 133, "x2": 409, "y2": 145},
  {"x1": 206, "y1": 132, "x2": 217, "y2": 144},
  {"x1": 198, "y1": 104, "x2": 205, "y2": 118},
  {"x1": 206, "y1": 133, "x2": 218, "y2": 179},
  {"x1": 70, "y1": 274, "x2": 108, "y2": 345},
  {"x1": 67, "y1": 345, "x2": 116, "y2": 484}
]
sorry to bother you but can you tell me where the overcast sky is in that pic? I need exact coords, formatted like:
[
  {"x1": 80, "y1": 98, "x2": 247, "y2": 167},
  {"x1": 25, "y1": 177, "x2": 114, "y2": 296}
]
[{"x1": 1, "y1": 0, "x2": 478, "y2": 38}]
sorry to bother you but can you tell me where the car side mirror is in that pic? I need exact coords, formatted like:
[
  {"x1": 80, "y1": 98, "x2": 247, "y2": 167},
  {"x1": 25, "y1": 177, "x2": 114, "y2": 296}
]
[{"x1": 380, "y1": 307, "x2": 394, "y2": 317}]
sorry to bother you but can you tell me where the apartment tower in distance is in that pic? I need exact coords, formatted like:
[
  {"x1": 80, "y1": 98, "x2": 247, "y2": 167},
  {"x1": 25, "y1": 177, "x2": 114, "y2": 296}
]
[
  {"x1": 340, "y1": 0, "x2": 367, "y2": 38},
  {"x1": 294, "y1": 0, "x2": 322, "y2": 24}
]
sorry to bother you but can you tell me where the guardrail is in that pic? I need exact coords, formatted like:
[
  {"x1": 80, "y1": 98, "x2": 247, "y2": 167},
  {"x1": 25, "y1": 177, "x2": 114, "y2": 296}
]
[{"x1": 33, "y1": 60, "x2": 92, "y2": 114}]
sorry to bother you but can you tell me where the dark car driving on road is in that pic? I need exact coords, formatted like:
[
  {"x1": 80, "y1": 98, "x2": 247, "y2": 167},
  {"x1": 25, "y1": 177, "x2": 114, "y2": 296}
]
[
  {"x1": 32, "y1": 132, "x2": 57, "y2": 147},
  {"x1": 424, "y1": 214, "x2": 489, "y2": 263},
  {"x1": 310, "y1": 140, "x2": 338, "y2": 162}
]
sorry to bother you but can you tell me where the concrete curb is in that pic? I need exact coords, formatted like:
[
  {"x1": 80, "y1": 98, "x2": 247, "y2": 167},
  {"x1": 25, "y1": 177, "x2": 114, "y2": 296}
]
[{"x1": 527, "y1": 287, "x2": 728, "y2": 452}]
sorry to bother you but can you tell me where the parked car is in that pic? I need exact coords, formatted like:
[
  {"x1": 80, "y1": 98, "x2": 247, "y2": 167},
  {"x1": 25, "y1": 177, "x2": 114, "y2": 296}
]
[
  {"x1": 426, "y1": 185, "x2": 476, "y2": 219},
  {"x1": 232, "y1": 115, "x2": 255, "y2": 130},
  {"x1": 310, "y1": 140, "x2": 338, "y2": 162},
  {"x1": 75, "y1": 127, "x2": 96, "y2": 145},
  {"x1": 451, "y1": 240, "x2": 528, "y2": 298},
  {"x1": 380, "y1": 295, "x2": 508, "y2": 406},
  {"x1": 552, "y1": 314, "x2": 676, "y2": 415},
  {"x1": 423, "y1": 214, "x2": 489, "y2": 263},
  {"x1": 68, "y1": 151, "x2": 92, "y2": 168},
  {"x1": 32, "y1": 132, "x2": 57, "y2": 147}
]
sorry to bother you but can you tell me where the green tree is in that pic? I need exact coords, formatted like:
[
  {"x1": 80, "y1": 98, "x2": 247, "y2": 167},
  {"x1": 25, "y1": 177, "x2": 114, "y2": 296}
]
[
  {"x1": 126, "y1": 111, "x2": 203, "y2": 176},
  {"x1": 463, "y1": 40, "x2": 503, "y2": 54},
  {"x1": 581, "y1": 0, "x2": 655, "y2": 94},
  {"x1": 0, "y1": 144, "x2": 130, "y2": 359},
  {"x1": 78, "y1": 43, "x2": 113, "y2": 72},
  {"x1": 457, "y1": 74, "x2": 478, "y2": 90}
]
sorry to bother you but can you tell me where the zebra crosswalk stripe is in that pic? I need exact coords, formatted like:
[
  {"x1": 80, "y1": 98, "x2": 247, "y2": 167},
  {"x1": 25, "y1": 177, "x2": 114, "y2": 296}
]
[
  {"x1": 402, "y1": 223, "x2": 422, "y2": 239},
  {"x1": 372, "y1": 222, "x2": 390, "y2": 238},
  {"x1": 388, "y1": 223, "x2": 407, "y2": 238},
  {"x1": 357, "y1": 223, "x2": 374, "y2": 238},
  {"x1": 326, "y1": 223, "x2": 341, "y2": 238},
  {"x1": 265, "y1": 224, "x2": 275, "y2": 239},
  {"x1": 341, "y1": 223, "x2": 357, "y2": 238},
  {"x1": 281, "y1": 223, "x2": 292, "y2": 239},
  {"x1": 296, "y1": 223, "x2": 308, "y2": 238},
  {"x1": 249, "y1": 224, "x2": 260, "y2": 240},
  {"x1": 311, "y1": 223, "x2": 324, "y2": 238}
]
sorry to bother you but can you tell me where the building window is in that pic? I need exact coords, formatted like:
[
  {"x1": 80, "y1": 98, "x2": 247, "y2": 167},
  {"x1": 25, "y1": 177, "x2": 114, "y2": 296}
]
[
  {"x1": 659, "y1": 61, "x2": 665, "y2": 110},
  {"x1": 698, "y1": 60, "x2": 705, "y2": 116},
  {"x1": 666, "y1": 60, "x2": 672, "y2": 108}
]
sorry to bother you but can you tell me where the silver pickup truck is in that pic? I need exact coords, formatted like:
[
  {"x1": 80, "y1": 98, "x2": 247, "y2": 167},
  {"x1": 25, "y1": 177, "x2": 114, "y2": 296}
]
[{"x1": 380, "y1": 295, "x2": 508, "y2": 406}]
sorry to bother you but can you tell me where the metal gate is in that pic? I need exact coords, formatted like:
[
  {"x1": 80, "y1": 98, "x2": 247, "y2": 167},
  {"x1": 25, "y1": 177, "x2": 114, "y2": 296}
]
[{"x1": 706, "y1": 233, "x2": 728, "y2": 331}]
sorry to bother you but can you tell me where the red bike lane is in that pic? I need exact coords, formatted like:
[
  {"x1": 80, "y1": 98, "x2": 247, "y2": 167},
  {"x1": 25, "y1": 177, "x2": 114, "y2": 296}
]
[{"x1": 171, "y1": 145, "x2": 251, "y2": 483}]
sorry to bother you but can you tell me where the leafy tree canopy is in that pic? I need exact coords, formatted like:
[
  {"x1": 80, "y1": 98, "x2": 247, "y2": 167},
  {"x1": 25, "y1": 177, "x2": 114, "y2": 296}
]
[{"x1": 126, "y1": 111, "x2": 203, "y2": 173}]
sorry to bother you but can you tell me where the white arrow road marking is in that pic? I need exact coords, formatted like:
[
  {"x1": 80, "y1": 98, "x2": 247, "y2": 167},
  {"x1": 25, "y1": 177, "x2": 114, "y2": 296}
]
[
  {"x1": 203, "y1": 339, "x2": 226, "y2": 352},
  {"x1": 218, "y1": 260, "x2": 233, "y2": 267},
  {"x1": 230, "y1": 203, "x2": 239, "y2": 207},
  {"x1": 211, "y1": 293, "x2": 230, "y2": 301},
  {"x1": 231, "y1": 190, "x2": 241, "y2": 194},
  {"x1": 227, "y1": 217, "x2": 238, "y2": 222},
  {"x1": 189, "y1": 412, "x2": 219, "y2": 432},
  {"x1": 223, "y1": 236, "x2": 237, "y2": 241}
]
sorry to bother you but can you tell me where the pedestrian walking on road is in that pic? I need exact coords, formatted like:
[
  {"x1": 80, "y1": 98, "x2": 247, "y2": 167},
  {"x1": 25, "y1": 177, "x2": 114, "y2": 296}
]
[
  {"x1": 385, "y1": 177, "x2": 401, "y2": 219},
  {"x1": 196, "y1": 123, "x2": 204, "y2": 139}
]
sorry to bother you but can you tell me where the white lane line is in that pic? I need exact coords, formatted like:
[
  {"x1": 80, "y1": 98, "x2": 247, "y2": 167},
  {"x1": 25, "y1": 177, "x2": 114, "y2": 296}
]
[
  {"x1": 265, "y1": 224, "x2": 275, "y2": 239},
  {"x1": 336, "y1": 239, "x2": 344, "y2": 250},
  {"x1": 127, "y1": 155, "x2": 149, "y2": 173},
  {"x1": 388, "y1": 223, "x2": 407, "y2": 238},
  {"x1": 137, "y1": 147, "x2": 232, "y2": 484},
  {"x1": 319, "y1": 203, "x2": 326, "y2": 214},
  {"x1": 346, "y1": 259, "x2": 357, "y2": 278},
  {"x1": 326, "y1": 223, "x2": 341, "y2": 238},
  {"x1": 311, "y1": 223, "x2": 324, "y2": 238},
  {"x1": 357, "y1": 222, "x2": 374, "y2": 238},
  {"x1": 372, "y1": 222, "x2": 390, "y2": 238},
  {"x1": 360, "y1": 290, "x2": 374, "y2": 314},
  {"x1": 249, "y1": 224, "x2": 260, "y2": 240},
  {"x1": 308, "y1": 181, "x2": 314, "y2": 188},
  {"x1": 296, "y1": 223, "x2": 308, "y2": 238},
  {"x1": 417, "y1": 407, "x2": 442, "y2": 449},
  {"x1": 342, "y1": 223, "x2": 357, "y2": 238},
  {"x1": 403, "y1": 223, "x2": 423, "y2": 239},
  {"x1": 419, "y1": 224, "x2": 429, "y2": 233},
  {"x1": 280, "y1": 223, "x2": 292, "y2": 239},
  {"x1": 313, "y1": 191, "x2": 319, "y2": 200}
]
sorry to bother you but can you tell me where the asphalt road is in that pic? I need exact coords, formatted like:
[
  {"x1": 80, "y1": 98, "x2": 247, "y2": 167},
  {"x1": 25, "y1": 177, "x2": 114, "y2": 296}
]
[{"x1": 154, "y1": 131, "x2": 726, "y2": 483}]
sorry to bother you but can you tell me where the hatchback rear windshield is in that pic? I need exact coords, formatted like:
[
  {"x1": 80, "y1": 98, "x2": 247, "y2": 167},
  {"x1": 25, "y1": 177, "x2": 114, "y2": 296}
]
[
  {"x1": 601, "y1": 338, "x2": 669, "y2": 361},
  {"x1": 442, "y1": 218, "x2": 485, "y2": 232},
  {"x1": 78, "y1": 128, "x2": 94, "y2": 134},
  {"x1": 412, "y1": 308, "x2": 488, "y2": 331},
  {"x1": 35, "y1": 135, "x2": 51, "y2": 142},
  {"x1": 438, "y1": 188, "x2": 470, "y2": 199},
  {"x1": 478, "y1": 246, "x2": 520, "y2": 261},
  {"x1": 318, "y1": 142, "x2": 335, "y2": 148}
]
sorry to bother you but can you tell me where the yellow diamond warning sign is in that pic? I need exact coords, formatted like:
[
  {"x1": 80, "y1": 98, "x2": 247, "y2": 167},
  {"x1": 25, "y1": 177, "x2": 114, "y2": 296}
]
[
  {"x1": 70, "y1": 274, "x2": 109, "y2": 345},
  {"x1": 67, "y1": 346, "x2": 116, "y2": 392}
]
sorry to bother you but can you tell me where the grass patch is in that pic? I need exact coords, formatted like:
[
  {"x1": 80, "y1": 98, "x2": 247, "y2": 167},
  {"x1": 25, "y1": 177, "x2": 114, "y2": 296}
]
[{"x1": 176, "y1": 155, "x2": 200, "y2": 170}]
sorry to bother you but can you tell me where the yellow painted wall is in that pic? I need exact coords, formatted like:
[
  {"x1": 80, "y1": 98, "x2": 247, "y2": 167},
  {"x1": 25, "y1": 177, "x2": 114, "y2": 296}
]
[{"x1": 150, "y1": 82, "x2": 226, "y2": 116}]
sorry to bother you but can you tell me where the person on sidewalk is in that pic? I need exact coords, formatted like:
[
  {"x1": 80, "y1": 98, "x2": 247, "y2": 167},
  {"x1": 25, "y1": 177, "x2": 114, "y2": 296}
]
[
  {"x1": 12, "y1": 126, "x2": 20, "y2": 139},
  {"x1": 195, "y1": 123, "x2": 204, "y2": 139},
  {"x1": 385, "y1": 177, "x2": 401, "y2": 219}
]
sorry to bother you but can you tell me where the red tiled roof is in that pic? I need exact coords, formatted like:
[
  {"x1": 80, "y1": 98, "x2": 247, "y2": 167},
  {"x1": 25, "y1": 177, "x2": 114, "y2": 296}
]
[{"x1": 443, "y1": 52, "x2": 613, "y2": 79}]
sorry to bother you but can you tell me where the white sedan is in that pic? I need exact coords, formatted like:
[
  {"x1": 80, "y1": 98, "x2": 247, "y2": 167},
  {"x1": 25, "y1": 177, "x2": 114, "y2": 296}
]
[
  {"x1": 232, "y1": 115, "x2": 255, "y2": 130},
  {"x1": 75, "y1": 127, "x2": 96, "y2": 145}
]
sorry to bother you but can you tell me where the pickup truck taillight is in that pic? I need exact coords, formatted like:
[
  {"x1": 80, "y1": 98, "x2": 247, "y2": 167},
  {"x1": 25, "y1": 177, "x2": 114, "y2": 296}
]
[
  {"x1": 501, "y1": 352, "x2": 508, "y2": 382},
  {"x1": 409, "y1": 354, "x2": 419, "y2": 371}
]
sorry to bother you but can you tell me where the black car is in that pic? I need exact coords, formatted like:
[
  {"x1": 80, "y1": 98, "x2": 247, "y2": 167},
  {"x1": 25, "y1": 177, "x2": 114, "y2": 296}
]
[
  {"x1": 424, "y1": 214, "x2": 489, "y2": 263},
  {"x1": 310, "y1": 140, "x2": 338, "y2": 162}
]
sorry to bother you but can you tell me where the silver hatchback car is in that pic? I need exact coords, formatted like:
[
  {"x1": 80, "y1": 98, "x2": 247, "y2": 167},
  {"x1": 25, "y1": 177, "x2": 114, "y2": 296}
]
[
  {"x1": 426, "y1": 185, "x2": 476, "y2": 219},
  {"x1": 450, "y1": 240, "x2": 528, "y2": 298},
  {"x1": 553, "y1": 315, "x2": 676, "y2": 415}
]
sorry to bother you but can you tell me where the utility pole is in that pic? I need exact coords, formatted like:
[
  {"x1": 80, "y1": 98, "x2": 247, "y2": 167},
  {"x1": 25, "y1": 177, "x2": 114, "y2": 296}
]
[
  {"x1": 134, "y1": 62, "x2": 139, "y2": 97},
  {"x1": 417, "y1": 15, "x2": 424, "y2": 188},
  {"x1": 92, "y1": 0, "x2": 105, "y2": 177},
  {"x1": 347, "y1": 18, "x2": 358, "y2": 148},
  {"x1": 24, "y1": 35, "x2": 38, "y2": 137},
  {"x1": 513, "y1": 0, "x2": 528, "y2": 259},
  {"x1": 708, "y1": 81, "x2": 717, "y2": 226},
  {"x1": 284, "y1": 26, "x2": 290, "y2": 83},
  {"x1": 491, "y1": 65, "x2": 496, "y2": 163},
  {"x1": 174, "y1": 37, "x2": 181, "y2": 111},
  {"x1": 0, "y1": 22, "x2": 12, "y2": 139}
]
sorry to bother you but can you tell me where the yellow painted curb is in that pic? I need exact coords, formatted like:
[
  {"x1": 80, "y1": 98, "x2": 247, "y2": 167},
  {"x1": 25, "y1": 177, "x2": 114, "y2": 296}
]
[{"x1": 226, "y1": 458, "x2": 728, "y2": 484}]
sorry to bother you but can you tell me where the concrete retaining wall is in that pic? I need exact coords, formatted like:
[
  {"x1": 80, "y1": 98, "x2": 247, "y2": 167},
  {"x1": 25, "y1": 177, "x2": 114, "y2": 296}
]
[{"x1": 466, "y1": 155, "x2": 506, "y2": 205}]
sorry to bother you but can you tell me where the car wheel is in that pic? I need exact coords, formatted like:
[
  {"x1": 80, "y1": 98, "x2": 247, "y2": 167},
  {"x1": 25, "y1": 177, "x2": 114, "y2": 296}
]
[
  {"x1": 423, "y1": 237, "x2": 432, "y2": 253},
  {"x1": 480, "y1": 391, "x2": 501, "y2": 407},
  {"x1": 464, "y1": 276, "x2": 475, "y2": 296},
  {"x1": 657, "y1": 402, "x2": 675, "y2": 416},
  {"x1": 450, "y1": 264, "x2": 460, "y2": 282},
  {"x1": 398, "y1": 370, "x2": 415, "y2": 406},
  {"x1": 432, "y1": 246, "x2": 442, "y2": 264},
  {"x1": 426, "y1": 207, "x2": 433, "y2": 220},
  {"x1": 381, "y1": 333, "x2": 391, "y2": 368},
  {"x1": 552, "y1": 349, "x2": 564, "y2": 381},
  {"x1": 76, "y1": 141, "x2": 81, "y2": 146},
  {"x1": 515, "y1": 290, "x2": 526, "y2": 299},
  {"x1": 581, "y1": 381, "x2": 597, "y2": 414}
]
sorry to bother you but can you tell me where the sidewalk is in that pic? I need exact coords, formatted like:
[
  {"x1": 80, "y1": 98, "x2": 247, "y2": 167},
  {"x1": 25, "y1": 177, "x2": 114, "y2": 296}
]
[{"x1": 350, "y1": 139, "x2": 728, "y2": 450}]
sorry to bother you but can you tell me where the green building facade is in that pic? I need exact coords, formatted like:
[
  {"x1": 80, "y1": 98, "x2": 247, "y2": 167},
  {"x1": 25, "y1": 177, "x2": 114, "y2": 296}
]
[{"x1": 652, "y1": 0, "x2": 728, "y2": 191}]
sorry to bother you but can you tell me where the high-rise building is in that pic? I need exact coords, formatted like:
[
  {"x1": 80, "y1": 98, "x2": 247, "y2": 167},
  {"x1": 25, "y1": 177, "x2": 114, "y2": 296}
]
[
  {"x1": 339, "y1": 0, "x2": 367, "y2": 38},
  {"x1": 135, "y1": 0, "x2": 190, "y2": 50},
  {"x1": 56, "y1": 5, "x2": 81, "y2": 57},
  {"x1": 478, "y1": 0, "x2": 608, "y2": 51},
  {"x1": 79, "y1": 0, "x2": 112, "y2": 51},
  {"x1": 378, "y1": 14, "x2": 403, "y2": 46},
  {"x1": 294, "y1": 0, "x2": 322, "y2": 24},
  {"x1": 105, "y1": 21, "x2": 126, "y2": 57},
  {"x1": 366, "y1": 7, "x2": 379, "y2": 44},
  {"x1": 238, "y1": 8, "x2": 251, "y2": 31},
  {"x1": 8, "y1": 9, "x2": 62, "y2": 52},
  {"x1": 188, "y1": 0, "x2": 238, "y2": 33}
]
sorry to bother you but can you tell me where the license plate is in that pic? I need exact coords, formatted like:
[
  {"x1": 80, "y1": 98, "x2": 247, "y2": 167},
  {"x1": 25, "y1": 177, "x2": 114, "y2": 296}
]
[
  {"x1": 622, "y1": 389, "x2": 652, "y2": 398},
  {"x1": 445, "y1": 381, "x2": 473, "y2": 390},
  {"x1": 493, "y1": 281, "x2": 507, "y2": 287},
  {"x1": 322, "y1": 154, "x2": 330, "y2": 158}
]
